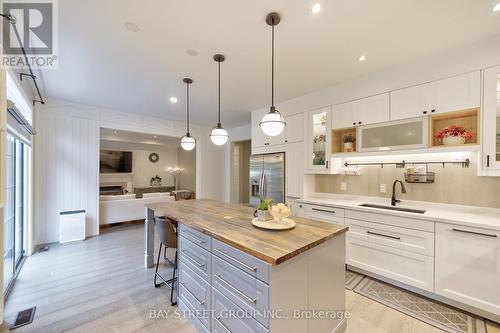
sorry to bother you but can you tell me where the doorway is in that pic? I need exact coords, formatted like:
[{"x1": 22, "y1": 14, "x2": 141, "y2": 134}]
[{"x1": 230, "y1": 140, "x2": 251, "y2": 204}]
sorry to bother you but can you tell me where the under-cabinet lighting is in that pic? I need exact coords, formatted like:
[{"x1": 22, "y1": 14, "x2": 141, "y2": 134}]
[
  {"x1": 493, "y1": 3, "x2": 500, "y2": 12},
  {"x1": 311, "y1": 3, "x2": 321, "y2": 14}
]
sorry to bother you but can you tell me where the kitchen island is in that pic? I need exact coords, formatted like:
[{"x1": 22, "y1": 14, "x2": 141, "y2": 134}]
[{"x1": 145, "y1": 200, "x2": 348, "y2": 333}]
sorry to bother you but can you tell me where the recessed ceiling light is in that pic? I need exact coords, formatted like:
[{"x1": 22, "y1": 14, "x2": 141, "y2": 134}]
[
  {"x1": 113, "y1": 130, "x2": 118, "y2": 134},
  {"x1": 358, "y1": 55, "x2": 367, "y2": 62},
  {"x1": 186, "y1": 49, "x2": 199, "y2": 57},
  {"x1": 493, "y1": 3, "x2": 500, "y2": 11},
  {"x1": 124, "y1": 21, "x2": 140, "y2": 33},
  {"x1": 311, "y1": 3, "x2": 321, "y2": 14},
  {"x1": 153, "y1": 135, "x2": 158, "y2": 139},
  {"x1": 169, "y1": 96, "x2": 178, "y2": 104}
]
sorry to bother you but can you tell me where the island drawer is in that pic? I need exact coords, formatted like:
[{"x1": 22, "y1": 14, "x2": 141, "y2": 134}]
[
  {"x1": 212, "y1": 288, "x2": 269, "y2": 333},
  {"x1": 179, "y1": 224, "x2": 211, "y2": 251},
  {"x1": 179, "y1": 236, "x2": 212, "y2": 282},
  {"x1": 178, "y1": 298, "x2": 210, "y2": 333},
  {"x1": 179, "y1": 263, "x2": 212, "y2": 330},
  {"x1": 212, "y1": 238, "x2": 270, "y2": 283},
  {"x1": 303, "y1": 204, "x2": 345, "y2": 225},
  {"x1": 345, "y1": 218, "x2": 434, "y2": 256},
  {"x1": 212, "y1": 256, "x2": 270, "y2": 329}
]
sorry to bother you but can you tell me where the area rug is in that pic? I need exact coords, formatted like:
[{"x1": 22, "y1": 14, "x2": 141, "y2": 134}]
[
  {"x1": 353, "y1": 277, "x2": 487, "y2": 333},
  {"x1": 345, "y1": 270, "x2": 364, "y2": 290}
]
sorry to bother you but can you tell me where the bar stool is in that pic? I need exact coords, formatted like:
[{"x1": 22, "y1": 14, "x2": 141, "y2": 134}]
[{"x1": 153, "y1": 216, "x2": 178, "y2": 306}]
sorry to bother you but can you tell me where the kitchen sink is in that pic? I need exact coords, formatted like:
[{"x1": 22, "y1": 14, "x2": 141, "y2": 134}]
[{"x1": 359, "y1": 204, "x2": 427, "y2": 214}]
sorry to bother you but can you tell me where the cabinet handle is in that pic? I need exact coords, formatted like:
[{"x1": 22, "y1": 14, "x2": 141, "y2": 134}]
[
  {"x1": 299, "y1": 205, "x2": 303, "y2": 208},
  {"x1": 353, "y1": 122, "x2": 356, "y2": 126},
  {"x1": 180, "y1": 282, "x2": 205, "y2": 305},
  {"x1": 214, "y1": 248, "x2": 257, "y2": 272},
  {"x1": 452, "y1": 228, "x2": 497, "y2": 238},
  {"x1": 367, "y1": 230, "x2": 401, "y2": 240},
  {"x1": 358, "y1": 121, "x2": 362, "y2": 125},
  {"x1": 215, "y1": 316, "x2": 232, "y2": 333},
  {"x1": 326, "y1": 161, "x2": 329, "y2": 169},
  {"x1": 423, "y1": 111, "x2": 427, "y2": 115},
  {"x1": 285, "y1": 140, "x2": 288, "y2": 143},
  {"x1": 181, "y1": 250, "x2": 205, "y2": 267},
  {"x1": 487, "y1": 155, "x2": 490, "y2": 168},
  {"x1": 431, "y1": 109, "x2": 436, "y2": 113},
  {"x1": 183, "y1": 232, "x2": 206, "y2": 245},
  {"x1": 214, "y1": 273, "x2": 257, "y2": 304},
  {"x1": 312, "y1": 207, "x2": 335, "y2": 214}
]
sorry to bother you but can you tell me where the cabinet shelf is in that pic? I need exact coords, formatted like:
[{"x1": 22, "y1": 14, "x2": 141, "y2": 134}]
[
  {"x1": 430, "y1": 108, "x2": 480, "y2": 148},
  {"x1": 332, "y1": 128, "x2": 357, "y2": 154}
]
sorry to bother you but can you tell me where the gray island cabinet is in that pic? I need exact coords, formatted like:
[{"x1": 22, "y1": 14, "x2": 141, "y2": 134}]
[{"x1": 145, "y1": 200, "x2": 348, "y2": 333}]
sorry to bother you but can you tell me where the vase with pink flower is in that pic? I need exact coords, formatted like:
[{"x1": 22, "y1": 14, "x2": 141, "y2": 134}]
[{"x1": 435, "y1": 125, "x2": 474, "y2": 146}]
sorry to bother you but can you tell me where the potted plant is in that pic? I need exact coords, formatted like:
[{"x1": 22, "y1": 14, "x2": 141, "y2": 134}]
[
  {"x1": 150, "y1": 175, "x2": 162, "y2": 187},
  {"x1": 254, "y1": 198, "x2": 274, "y2": 222},
  {"x1": 435, "y1": 125, "x2": 474, "y2": 146},
  {"x1": 342, "y1": 134, "x2": 355, "y2": 152}
]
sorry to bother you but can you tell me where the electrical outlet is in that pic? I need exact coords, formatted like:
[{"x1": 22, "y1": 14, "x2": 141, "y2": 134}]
[
  {"x1": 380, "y1": 183, "x2": 387, "y2": 193},
  {"x1": 341, "y1": 182, "x2": 347, "y2": 191}
]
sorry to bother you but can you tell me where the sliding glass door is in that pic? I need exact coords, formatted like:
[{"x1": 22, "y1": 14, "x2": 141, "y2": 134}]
[{"x1": 3, "y1": 133, "x2": 28, "y2": 295}]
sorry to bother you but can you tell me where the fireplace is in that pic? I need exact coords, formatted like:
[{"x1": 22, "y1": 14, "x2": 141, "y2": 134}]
[{"x1": 99, "y1": 186, "x2": 124, "y2": 195}]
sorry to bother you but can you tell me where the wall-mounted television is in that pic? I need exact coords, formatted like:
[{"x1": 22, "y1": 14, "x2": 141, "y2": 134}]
[{"x1": 100, "y1": 150, "x2": 133, "y2": 173}]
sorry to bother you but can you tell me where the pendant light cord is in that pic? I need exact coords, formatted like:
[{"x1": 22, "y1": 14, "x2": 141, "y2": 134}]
[
  {"x1": 218, "y1": 60, "x2": 221, "y2": 126},
  {"x1": 271, "y1": 17, "x2": 275, "y2": 108},
  {"x1": 186, "y1": 82, "x2": 190, "y2": 135}
]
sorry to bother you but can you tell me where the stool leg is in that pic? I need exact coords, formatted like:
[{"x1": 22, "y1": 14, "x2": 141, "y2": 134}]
[
  {"x1": 154, "y1": 242, "x2": 163, "y2": 288},
  {"x1": 170, "y1": 249, "x2": 178, "y2": 305}
]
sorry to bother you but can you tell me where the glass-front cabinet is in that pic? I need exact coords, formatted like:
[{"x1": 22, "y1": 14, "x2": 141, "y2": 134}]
[
  {"x1": 306, "y1": 107, "x2": 331, "y2": 173},
  {"x1": 482, "y1": 65, "x2": 500, "y2": 173}
]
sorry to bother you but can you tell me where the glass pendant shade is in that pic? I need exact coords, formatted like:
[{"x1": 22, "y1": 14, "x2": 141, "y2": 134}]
[
  {"x1": 260, "y1": 108, "x2": 285, "y2": 136},
  {"x1": 210, "y1": 125, "x2": 229, "y2": 145},
  {"x1": 180, "y1": 134, "x2": 196, "y2": 151}
]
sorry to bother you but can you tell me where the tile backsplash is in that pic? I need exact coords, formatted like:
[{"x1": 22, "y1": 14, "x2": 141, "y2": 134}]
[{"x1": 315, "y1": 152, "x2": 500, "y2": 208}]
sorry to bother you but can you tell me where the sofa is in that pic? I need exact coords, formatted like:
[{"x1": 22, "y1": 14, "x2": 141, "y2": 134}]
[{"x1": 99, "y1": 193, "x2": 175, "y2": 225}]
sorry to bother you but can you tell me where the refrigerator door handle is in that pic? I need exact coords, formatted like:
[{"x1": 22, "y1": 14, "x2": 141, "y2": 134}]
[
  {"x1": 259, "y1": 172, "x2": 264, "y2": 199},
  {"x1": 263, "y1": 172, "x2": 267, "y2": 199}
]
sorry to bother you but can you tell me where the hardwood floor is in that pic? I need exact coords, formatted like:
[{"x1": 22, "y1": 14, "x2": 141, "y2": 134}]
[{"x1": 0, "y1": 222, "x2": 497, "y2": 333}]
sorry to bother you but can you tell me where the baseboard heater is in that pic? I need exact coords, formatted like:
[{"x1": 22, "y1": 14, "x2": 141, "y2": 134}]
[{"x1": 59, "y1": 210, "x2": 86, "y2": 244}]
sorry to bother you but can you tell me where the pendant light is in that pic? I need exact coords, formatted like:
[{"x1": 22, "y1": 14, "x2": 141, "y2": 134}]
[
  {"x1": 210, "y1": 54, "x2": 229, "y2": 146},
  {"x1": 259, "y1": 12, "x2": 286, "y2": 137},
  {"x1": 180, "y1": 78, "x2": 196, "y2": 151}
]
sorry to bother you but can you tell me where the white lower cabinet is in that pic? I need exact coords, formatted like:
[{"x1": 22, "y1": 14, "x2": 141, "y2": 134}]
[
  {"x1": 345, "y1": 216, "x2": 434, "y2": 292},
  {"x1": 285, "y1": 197, "x2": 304, "y2": 217},
  {"x1": 435, "y1": 223, "x2": 500, "y2": 316},
  {"x1": 347, "y1": 236, "x2": 434, "y2": 292}
]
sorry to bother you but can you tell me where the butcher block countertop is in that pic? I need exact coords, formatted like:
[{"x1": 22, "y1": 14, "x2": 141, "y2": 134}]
[{"x1": 146, "y1": 199, "x2": 348, "y2": 265}]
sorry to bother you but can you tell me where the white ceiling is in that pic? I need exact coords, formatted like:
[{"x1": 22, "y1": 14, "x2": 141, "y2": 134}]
[{"x1": 39, "y1": 0, "x2": 500, "y2": 127}]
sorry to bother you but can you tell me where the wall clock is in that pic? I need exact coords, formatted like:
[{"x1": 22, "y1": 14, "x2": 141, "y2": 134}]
[{"x1": 149, "y1": 153, "x2": 159, "y2": 163}]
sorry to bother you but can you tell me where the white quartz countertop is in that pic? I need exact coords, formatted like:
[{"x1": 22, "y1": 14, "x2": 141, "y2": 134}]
[{"x1": 298, "y1": 194, "x2": 500, "y2": 231}]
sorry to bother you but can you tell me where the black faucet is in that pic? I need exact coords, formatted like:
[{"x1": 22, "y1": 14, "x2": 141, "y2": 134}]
[{"x1": 391, "y1": 180, "x2": 407, "y2": 206}]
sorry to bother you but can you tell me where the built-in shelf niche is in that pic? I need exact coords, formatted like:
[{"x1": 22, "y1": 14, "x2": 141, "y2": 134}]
[
  {"x1": 332, "y1": 128, "x2": 357, "y2": 154},
  {"x1": 430, "y1": 108, "x2": 480, "y2": 148}
]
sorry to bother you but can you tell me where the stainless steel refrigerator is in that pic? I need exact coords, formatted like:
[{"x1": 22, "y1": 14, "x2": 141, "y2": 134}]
[{"x1": 249, "y1": 153, "x2": 285, "y2": 207}]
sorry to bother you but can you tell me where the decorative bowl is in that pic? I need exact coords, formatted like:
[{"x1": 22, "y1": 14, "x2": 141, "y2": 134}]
[{"x1": 269, "y1": 203, "x2": 291, "y2": 222}]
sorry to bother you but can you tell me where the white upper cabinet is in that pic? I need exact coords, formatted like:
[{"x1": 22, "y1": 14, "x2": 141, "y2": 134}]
[
  {"x1": 284, "y1": 113, "x2": 304, "y2": 144},
  {"x1": 390, "y1": 71, "x2": 481, "y2": 121},
  {"x1": 357, "y1": 93, "x2": 390, "y2": 126},
  {"x1": 306, "y1": 107, "x2": 331, "y2": 173},
  {"x1": 427, "y1": 71, "x2": 481, "y2": 114},
  {"x1": 332, "y1": 101, "x2": 356, "y2": 129},
  {"x1": 251, "y1": 109, "x2": 268, "y2": 149},
  {"x1": 332, "y1": 93, "x2": 389, "y2": 129},
  {"x1": 481, "y1": 65, "x2": 500, "y2": 173},
  {"x1": 390, "y1": 85, "x2": 425, "y2": 121}
]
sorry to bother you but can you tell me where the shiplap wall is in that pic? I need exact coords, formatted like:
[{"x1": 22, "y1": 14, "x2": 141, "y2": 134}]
[{"x1": 34, "y1": 99, "x2": 225, "y2": 245}]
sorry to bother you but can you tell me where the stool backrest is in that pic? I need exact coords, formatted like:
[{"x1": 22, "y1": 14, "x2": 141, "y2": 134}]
[{"x1": 154, "y1": 216, "x2": 177, "y2": 248}]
